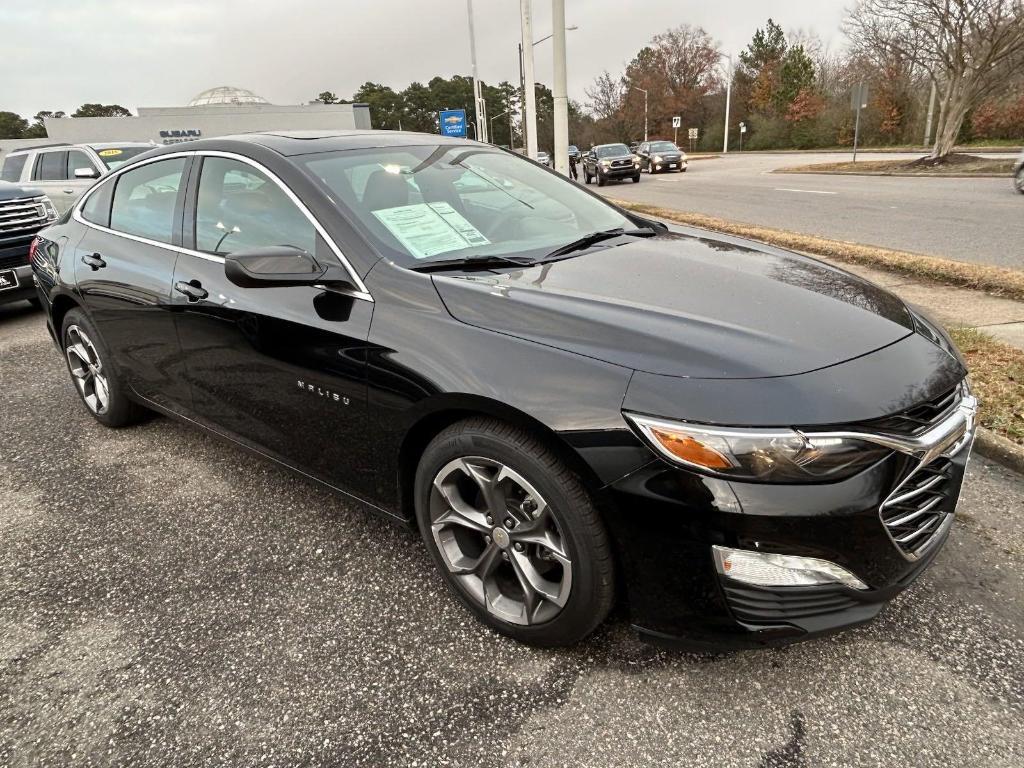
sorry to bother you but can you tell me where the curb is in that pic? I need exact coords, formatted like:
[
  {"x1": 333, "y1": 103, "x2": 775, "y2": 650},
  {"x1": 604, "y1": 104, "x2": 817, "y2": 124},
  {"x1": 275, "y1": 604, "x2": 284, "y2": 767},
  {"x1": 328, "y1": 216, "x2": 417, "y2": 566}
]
[{"x1": 974, "y1": 427, "x2": 1024, "y2": 475}]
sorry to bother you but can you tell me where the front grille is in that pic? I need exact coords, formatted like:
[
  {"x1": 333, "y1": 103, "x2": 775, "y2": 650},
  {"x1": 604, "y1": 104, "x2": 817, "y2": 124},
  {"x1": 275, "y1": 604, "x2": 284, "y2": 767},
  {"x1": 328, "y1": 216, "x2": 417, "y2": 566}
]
[
  {"x1": 611, "y1": 159, "x2": 632, "y2": 168},
  {"x1": 722, "y1": 582, "x2": 860, "y2": 624},
  {"x1": 0, "y1": 195, "x2": 48, "y2": 239},
  {"x1": 860, "y1": 385, "x2": 960, "y2": 436},
  {"x1": 880, "y1": 457, "x2": 955, "y2": 557}
]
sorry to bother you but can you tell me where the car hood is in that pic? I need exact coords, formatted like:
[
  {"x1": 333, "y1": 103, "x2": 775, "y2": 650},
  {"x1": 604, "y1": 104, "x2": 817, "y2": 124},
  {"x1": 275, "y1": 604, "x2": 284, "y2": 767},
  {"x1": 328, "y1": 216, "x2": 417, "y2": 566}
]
[
  {"x1": 432, "y1": 232, "x2": 916, "y2": 379},
  {"x1": 0, "y1": 181, "x2": 43, "y2": 201}
]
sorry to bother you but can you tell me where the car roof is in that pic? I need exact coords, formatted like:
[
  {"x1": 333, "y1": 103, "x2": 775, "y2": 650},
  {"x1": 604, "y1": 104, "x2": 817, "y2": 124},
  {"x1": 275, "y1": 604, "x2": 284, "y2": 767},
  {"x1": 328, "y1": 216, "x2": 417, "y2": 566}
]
[
  {"x1": 594, "y1": 143, "x2": 629, "y2": 149},
  {"x1": 87, "y1": 142, "x2": 155, "y2": 149},
  {"x1": 208, "y1": 130, "x2": 483, "y2": 157}
]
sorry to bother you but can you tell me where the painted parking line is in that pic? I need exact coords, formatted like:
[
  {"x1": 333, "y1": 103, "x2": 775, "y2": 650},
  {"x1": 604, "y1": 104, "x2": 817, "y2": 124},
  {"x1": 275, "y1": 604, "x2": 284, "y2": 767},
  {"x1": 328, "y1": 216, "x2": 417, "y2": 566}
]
[{"x1": 774, "y1": 188, "x2": 838, "y2": 195}]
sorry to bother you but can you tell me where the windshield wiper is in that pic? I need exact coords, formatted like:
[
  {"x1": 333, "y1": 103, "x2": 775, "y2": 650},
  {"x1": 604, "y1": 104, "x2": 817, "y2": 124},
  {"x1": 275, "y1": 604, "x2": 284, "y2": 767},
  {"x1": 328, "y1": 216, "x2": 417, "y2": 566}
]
[
  {"x1": 539, "y1": 227, "x2": 657, "y2": 261},
  {"x1": 411, "y1": 254, "x2": 536, "y2": 273}
]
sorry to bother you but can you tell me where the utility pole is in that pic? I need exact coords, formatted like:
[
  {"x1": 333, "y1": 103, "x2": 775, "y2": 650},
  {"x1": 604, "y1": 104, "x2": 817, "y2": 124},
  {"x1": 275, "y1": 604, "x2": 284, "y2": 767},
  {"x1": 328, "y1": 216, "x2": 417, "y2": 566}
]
[
  {"x1": 551, "y1": 0, "x2": 569, "y2": 175},
  {"x1": 852, "y1": 81, "x2": 868, "y2": 163},
  {"x1": 519, "y1": 0, "x2": 538, "y2": 159},
  {"x1": 722, "y1": 54, "x2": 732, "y2": 153},
  {"x1": 466, "y1": 0, "x2": 487, "y2": 143}
]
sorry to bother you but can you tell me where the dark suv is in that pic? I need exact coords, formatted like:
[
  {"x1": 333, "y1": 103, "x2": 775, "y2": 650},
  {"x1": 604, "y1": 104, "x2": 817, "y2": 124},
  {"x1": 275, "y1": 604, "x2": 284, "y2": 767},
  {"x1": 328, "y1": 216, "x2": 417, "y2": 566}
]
[
  {"x1": 0, "y1": 181, "x2": 58, "y2": 308},
  {"x1": 583, "y1": 144, "x2": 640, "y2": 186}
]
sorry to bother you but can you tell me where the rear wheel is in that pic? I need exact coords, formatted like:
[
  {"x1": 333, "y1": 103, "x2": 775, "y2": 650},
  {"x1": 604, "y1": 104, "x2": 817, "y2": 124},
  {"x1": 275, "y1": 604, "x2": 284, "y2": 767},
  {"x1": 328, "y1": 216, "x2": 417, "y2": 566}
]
[
  {"x1": 1016, "y1": 168, "x2": 1024, "y2": 194},
  {"x1": 61, "y1": 309, "x2": 146, "y2": 428},
  {"x1": 584, "y1": 170, "x2": 592, "y2": 184},
  {"x1": 414, "y1": 418, "x2": 615, "y2": 647}
]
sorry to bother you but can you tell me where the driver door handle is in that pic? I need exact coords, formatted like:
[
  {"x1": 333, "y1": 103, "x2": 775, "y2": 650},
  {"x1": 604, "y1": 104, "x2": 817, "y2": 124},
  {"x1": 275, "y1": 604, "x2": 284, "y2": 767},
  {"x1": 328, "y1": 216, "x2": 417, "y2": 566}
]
[
  {"x1": 174, "y1": 280, "x2": 208, "y2": 302},
  {"x1": 81, "y1": 253, "x2": 106, "y2": 270}
]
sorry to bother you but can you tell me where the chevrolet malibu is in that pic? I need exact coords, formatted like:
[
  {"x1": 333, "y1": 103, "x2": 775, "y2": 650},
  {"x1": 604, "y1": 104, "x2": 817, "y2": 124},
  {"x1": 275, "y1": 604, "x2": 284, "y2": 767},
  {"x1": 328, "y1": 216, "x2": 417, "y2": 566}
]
[{"x1": 30, "y1": 131, "x2": 976, "y2": 649}]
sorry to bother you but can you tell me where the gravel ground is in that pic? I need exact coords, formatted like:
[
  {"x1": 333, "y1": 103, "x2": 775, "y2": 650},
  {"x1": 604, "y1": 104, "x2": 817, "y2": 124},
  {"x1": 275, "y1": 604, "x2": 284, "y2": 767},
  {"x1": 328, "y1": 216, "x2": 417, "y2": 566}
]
[{"x1": 2, "y1": 300, "x2": 1023, "y2": 768}]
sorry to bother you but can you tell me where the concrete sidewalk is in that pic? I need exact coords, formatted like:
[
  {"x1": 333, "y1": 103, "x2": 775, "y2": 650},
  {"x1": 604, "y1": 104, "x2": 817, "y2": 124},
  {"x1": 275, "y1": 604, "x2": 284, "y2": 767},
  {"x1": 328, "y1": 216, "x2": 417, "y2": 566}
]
[{"x1": 816, "y1": 259, "x2": 1024, "y2": 352}]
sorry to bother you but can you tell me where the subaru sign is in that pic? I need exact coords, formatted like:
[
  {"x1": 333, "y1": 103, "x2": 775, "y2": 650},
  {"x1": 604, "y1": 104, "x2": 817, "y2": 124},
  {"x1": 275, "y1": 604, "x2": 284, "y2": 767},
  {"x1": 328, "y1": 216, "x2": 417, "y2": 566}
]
[{"x1": 439, "y1": 109, "x2": 467, "y2": 138}]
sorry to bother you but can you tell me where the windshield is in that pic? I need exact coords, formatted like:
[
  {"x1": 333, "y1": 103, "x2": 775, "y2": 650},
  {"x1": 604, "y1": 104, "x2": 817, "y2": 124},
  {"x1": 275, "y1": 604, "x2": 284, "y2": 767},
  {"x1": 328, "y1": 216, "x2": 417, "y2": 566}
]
[
  {"x1": 650, "y1": 142, "x2": 679, "y2": 152},
  {"x1": 92, "y1": 146, "x2": 150, "y2": 170},
  {"x1": 595, "y1": 144, "x2": 629, "y2": 158},
  {"x1": 300, "y1": 145, "x2": 634, "y2": 267}
]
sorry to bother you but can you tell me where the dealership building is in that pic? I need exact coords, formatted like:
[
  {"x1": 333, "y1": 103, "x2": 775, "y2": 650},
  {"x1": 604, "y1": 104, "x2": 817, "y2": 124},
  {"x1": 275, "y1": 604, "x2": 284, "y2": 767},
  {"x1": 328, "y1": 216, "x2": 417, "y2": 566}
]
[{"x1": 1, "y1": 86, "x2": 372, "y2": 159}]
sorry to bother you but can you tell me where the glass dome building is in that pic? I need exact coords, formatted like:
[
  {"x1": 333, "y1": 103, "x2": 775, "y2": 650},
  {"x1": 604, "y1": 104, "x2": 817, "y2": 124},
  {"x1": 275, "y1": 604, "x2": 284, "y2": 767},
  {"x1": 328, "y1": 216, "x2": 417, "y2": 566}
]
[{"x1": 187, "y1": 86, "x2": 271, "y2": 107}]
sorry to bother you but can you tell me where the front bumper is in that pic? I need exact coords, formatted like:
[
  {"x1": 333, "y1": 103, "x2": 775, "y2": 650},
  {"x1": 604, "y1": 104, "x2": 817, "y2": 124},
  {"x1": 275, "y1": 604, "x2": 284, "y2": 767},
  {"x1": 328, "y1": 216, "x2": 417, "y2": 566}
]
[
  {"x1": 0, "y1": 241, "x2": 36, "y2": 307},
  {"x1": 652, "y1": 157, "x2": 687, "y2": 172},
  {"x1": 601, "y1": 431, "x2": 973, "y2": 651},
  {"x1": 598, "y1": 164, "x2": 639, "y2": 178}
]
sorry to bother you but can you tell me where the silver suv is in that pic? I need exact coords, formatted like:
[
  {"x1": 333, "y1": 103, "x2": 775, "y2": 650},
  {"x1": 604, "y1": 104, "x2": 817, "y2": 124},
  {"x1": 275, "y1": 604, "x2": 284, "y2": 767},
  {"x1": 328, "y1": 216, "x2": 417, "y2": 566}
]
[{"x1": 1, "y1": 142, "x2": 153, "y2": 214}]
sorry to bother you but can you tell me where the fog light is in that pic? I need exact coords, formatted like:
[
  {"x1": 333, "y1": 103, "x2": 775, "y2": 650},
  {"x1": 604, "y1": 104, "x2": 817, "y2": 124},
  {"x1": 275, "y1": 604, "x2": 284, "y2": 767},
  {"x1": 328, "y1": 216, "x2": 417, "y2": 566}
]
[{"x1": 712, "y1": 545, "x2": 868, "y2": 590}]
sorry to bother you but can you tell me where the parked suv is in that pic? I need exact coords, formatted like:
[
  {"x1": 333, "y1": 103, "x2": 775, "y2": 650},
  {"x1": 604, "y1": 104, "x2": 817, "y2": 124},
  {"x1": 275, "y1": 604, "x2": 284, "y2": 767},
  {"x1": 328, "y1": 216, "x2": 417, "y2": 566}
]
[
  {"x1": 635, "y1": 141, "x2": 688, "y2": 173},
  {"x1": 1, "y1": 142, "x2": 153, "y2": 215},
  {"x1": 1014, "y1": 150, "x2": 1023, "y2": 194},
  {"x1": 0, "y1": 181, "x2": 58, "y2": 308},
  {"x1": 583, "y1": 143, "x2": 641, "y2": 186}
]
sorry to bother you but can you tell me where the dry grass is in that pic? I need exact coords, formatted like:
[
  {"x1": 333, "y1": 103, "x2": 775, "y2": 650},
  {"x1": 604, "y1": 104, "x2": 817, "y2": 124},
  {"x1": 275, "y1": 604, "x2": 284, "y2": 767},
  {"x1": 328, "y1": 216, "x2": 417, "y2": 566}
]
[
  {"x1": 778, "y1": 156, "x2": 1013, "y2": 176},
  {"x1": 949, "y1": 328, "x2": 1024, "y2": 446},
  {"x1": 611, "y1": 201, "x2": 1024, "y2": 302}
]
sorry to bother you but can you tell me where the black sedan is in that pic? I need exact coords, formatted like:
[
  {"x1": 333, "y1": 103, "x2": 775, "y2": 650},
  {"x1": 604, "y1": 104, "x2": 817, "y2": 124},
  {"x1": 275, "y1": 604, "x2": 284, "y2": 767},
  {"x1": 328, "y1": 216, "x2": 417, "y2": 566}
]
[
  {"x1": 635, "y1": 140, "x2": 688, "y2": 173},
  {"x1": 582, "y1": 143, "x2": 641, "y2": 186},
  {"x1": 30, "y1": 131, "x2": 976, "y2": 649}
]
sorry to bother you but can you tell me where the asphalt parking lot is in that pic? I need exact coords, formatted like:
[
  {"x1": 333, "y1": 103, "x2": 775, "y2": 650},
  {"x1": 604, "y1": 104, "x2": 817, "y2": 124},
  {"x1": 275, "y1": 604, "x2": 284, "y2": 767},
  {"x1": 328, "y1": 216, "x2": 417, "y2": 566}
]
[
  {"x1": 595, "y1": 151, "x2": 1024, "y2": 269},
  {"x1": 2, "y1": 300, "x2": 1024, "y2": 767}
]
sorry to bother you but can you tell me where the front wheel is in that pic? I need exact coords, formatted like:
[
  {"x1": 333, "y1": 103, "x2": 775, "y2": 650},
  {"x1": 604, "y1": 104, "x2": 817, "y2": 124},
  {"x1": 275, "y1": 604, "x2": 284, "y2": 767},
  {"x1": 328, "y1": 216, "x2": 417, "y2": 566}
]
[
  {"x1": 414, "y1": 418, "x2": 615, "y2": 647},
  {"x1": 597, "y1": 174, "x2": 606, "y2": 187},
  {"x1": 61, "y1": 308, "x2": 146, "y2": 428},
  {"x1": 632, "y1": 174, "x2": 641, "y2": 183}
]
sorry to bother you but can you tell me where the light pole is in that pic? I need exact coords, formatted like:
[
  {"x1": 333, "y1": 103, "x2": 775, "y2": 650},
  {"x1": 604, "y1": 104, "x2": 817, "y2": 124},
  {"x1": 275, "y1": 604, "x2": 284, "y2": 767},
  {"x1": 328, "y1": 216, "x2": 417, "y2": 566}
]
[
  {"x1": 551, "y1": 0, "x2": 569, "y2": 175},
  {"x1": 518, "y1": 22, "x2": 577, "y2": 158},
  {"x1": 720, "y1": 53, "x2": 732, "y2": 153},
  {"x1": 631, "y1": 86, "x2": 648, "y2": 142},
  {"x1": 519, "y1": 0, "x2": 538, "y2": 159},
  {"x1": 466, "y1": 0, "x2": 487, "y2": 143}
]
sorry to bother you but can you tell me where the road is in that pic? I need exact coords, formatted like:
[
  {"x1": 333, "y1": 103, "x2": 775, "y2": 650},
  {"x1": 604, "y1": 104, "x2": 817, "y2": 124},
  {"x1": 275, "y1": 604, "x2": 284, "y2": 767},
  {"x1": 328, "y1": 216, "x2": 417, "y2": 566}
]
[
  {"x1": 2, "y1": 301, "x2": 1024, "y2": 767},
  {"x1": 594, "y1": 151, "x2": 1024, "y2": 269}
]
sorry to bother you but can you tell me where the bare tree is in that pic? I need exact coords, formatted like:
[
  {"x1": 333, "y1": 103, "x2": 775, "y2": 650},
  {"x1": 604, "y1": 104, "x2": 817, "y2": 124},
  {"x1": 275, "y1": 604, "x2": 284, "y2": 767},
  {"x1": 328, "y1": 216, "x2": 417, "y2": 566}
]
[
  {"x1": 846, "y1": 0, "x2": 1024, "y2": 158},
  {"x1": 585, "y1": 70, "x2": 624, "y2": 121}
]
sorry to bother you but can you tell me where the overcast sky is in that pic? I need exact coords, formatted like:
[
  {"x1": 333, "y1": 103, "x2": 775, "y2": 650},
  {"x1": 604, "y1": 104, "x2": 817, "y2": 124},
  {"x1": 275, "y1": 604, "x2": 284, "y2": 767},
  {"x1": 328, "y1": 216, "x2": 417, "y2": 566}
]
[{"x1": 3, "y1": 0, "x2": 851, "y2": 119}]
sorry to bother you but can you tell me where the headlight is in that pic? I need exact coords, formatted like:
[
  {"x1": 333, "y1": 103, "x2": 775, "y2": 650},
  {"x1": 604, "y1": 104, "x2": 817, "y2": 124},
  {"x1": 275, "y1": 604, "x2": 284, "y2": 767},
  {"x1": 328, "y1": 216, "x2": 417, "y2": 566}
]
[
  {"x1": 653, "y1": 155, "x2": 663, "y2": 163},
  {"x1": 624, "y1": 413, "x2": 891, "y2": 483},
  {"x1": 600, "y1": 159, "x2": 611, "y2": 167}
]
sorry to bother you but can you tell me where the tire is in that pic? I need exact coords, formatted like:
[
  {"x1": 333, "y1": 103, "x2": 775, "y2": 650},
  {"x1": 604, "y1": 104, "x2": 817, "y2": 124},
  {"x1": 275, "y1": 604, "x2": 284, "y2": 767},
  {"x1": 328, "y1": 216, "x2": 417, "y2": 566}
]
[
  {"x1": 584, "y1": 170, "x2": 592, "y2": 185},
  {"x1": 414, "y1": 417, "x2": 615, "y2": 647},
  {"x1": 597, "y1": 174, "x2": 606, "y2": 187},
  {"x1": 61, "y1": 308, "x2": 147, "y2": 428},
  {"x1": 632, "y1": 174, "x2": 641, "y2": 183},
  {"x1": 1016, "y1": 169, "x2": 1024, "y2": 194}
]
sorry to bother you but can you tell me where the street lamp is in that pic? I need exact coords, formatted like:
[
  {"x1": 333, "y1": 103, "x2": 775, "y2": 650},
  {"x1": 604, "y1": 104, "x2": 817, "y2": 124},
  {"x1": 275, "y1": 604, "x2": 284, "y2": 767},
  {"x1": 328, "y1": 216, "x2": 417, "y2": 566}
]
[
  {"x1": 631, "y1": 86, "x2": 648, "y2": 142},
  {"x1": 518, "y1": 24, "x2": 577, "y2": 156},
  {"x1": 466, "y1": 0, "x2": 487, "y2": 142}
]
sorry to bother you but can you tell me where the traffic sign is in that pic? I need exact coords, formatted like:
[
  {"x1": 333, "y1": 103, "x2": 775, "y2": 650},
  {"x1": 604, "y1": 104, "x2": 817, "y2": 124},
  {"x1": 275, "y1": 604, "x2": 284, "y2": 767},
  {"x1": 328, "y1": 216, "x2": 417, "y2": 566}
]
[
  {"x1": 687, "y1": 128, "x2": 698, "y2": 139},
  {"x1": 740, "y1": 123, "x2": 747, "y2": 134},
  {"x1": 439, "y1": 109, "x2": 467, "y2": 138},
  {"x1": 672, "y1": 116, "x2": 681, "y2": 128}
]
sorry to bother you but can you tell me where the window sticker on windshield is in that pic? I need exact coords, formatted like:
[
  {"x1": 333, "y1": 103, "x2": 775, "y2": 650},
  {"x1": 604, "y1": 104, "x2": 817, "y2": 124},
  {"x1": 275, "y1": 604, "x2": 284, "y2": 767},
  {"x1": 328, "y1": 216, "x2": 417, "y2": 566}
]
[
  {"x1": 372, "y1": 202, "x2": 490, "y2": 259},
  {"x1": 97, "y1": 149, "x2": 123, "y2": 157}
]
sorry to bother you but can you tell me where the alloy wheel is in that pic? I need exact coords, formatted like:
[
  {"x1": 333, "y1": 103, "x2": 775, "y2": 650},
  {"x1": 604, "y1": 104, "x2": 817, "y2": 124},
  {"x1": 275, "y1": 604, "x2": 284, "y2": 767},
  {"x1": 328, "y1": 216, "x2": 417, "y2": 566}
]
[
  {"x1": 65, "y1": 325, "x2": 110, "y2": 415},
  {"x1": 429, "y1": 456, "x2": 573, "y2": 626}
]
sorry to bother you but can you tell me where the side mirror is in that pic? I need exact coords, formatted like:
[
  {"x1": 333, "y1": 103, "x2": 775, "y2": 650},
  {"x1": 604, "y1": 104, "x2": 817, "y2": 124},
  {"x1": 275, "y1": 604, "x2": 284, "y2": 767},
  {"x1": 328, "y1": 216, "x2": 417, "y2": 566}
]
[
  {"x1": 74, "y1": 167, "x2": 100, "y2": 179},
  {"x1": 224, "y1": 245, "x2": 353, "y2": 289}
]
